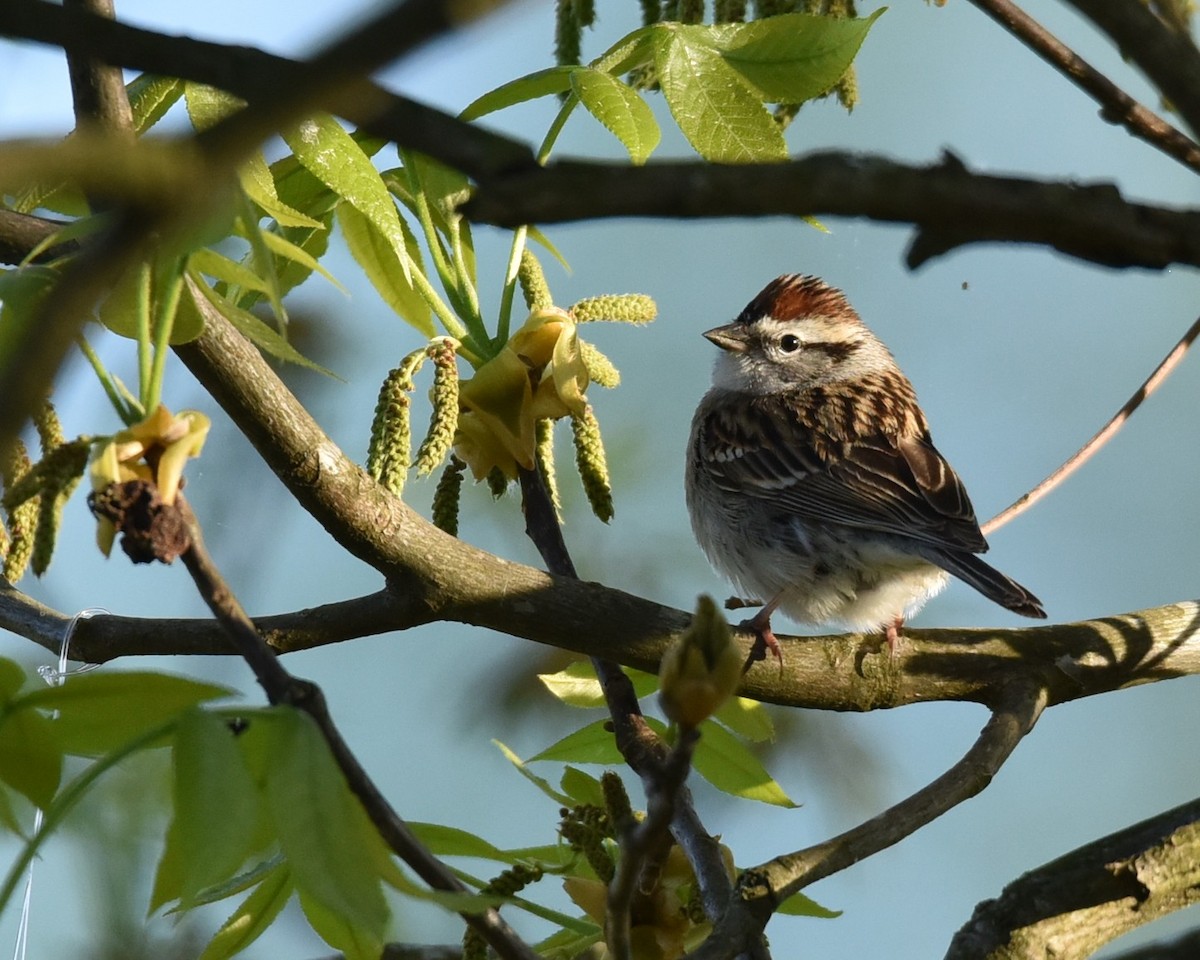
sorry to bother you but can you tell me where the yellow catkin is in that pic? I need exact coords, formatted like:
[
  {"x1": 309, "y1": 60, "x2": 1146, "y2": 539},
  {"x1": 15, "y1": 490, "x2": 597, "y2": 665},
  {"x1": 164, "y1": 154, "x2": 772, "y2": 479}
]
[
  {"x1": 414, "y1": 340, "x2": 460, "y2": 476},
  {"x1": 555, "y1": 0, "x2": 582, "y2": 66},
  {"x1": 29, "y1": 440, "x2": 88, "y2": 578},
  {"x1": 579, "y1": 340, "x2": 620, "y2": 388},
  {"x1": 715, "y1": 0, "x2": 747, "y2": 21},
  {"x1": 571, "y1": 405, "x2": 613, "y2": 523},
  {"x1": 535, "y1": 418, "x2": 561, "y2": 519},
  {"x1": 517, "y1": 248, "x2": 553, "y2": 311},
  {"x1": 836, "y1": 65, "x2": 858, "y2": 112},
  {"x1": 367, "y1": 349, "x2": 425, "y2": 497},
  {"x1": 431, "y1": 457, "x2": 466, "y2": 535},
  {"x1": 679, "y1": 0, "x2": 705, "y2": 21},
  {"x1": 2, "y1": 440, "x2": 37, "y2": 583},
  {"x1": 33, "y1": 400, "x2": 65, "y2": 453},
  {"x1": 560, "y1": 807, "x2": 616, "y2": 883},
  {"x1": 570, "y1": 293, "x2": 657, "y2": 325}
]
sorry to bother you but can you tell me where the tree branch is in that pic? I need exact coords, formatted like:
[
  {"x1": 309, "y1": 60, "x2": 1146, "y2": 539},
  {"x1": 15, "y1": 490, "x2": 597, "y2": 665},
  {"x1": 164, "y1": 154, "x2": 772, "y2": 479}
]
[
  {"x1": 1062, "y1": 0, "x2": 1200, "y2": 140},
  {"x1": 966, "y1": 0, "x2": 1200, "y2": 174},
  {"x1": 462, "y1": 152, "x2": 1200, "y2": 271},
  {"x1": 945, "y1": 797, "x2": 1200, "y2": 960}
]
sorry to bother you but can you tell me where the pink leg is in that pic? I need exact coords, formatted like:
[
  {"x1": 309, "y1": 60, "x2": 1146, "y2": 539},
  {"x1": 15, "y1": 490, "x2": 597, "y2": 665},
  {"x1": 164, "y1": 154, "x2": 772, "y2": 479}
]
[
  {"x1": 885, "y1": 615, "x2": 904, "y2": 655},
  {"x1": 741, "y1": 595, "x2": 784, "y2": 671}
]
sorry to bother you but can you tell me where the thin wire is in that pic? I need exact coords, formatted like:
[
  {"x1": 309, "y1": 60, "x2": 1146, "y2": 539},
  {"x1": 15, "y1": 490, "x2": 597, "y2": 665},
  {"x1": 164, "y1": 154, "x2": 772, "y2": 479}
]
[{"x1": 13, "y1": 608, "x2": 106, "y2": 960}]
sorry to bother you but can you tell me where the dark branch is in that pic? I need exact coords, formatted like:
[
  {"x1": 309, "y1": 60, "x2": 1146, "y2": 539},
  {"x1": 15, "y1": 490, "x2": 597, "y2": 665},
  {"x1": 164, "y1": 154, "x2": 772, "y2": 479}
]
[
  {"x1": 945, "y1": 797, "x2": 1200, "y2": 960},
  {"x1": 463, "y1": 152, "x2": 1200, "y2": 272},
  {"x1": 1063, "y1": 0, "x2": 1200, "y2": 140},
  {"x1": 967, "y1": 0, "x2": 1200, "y2": 174}
]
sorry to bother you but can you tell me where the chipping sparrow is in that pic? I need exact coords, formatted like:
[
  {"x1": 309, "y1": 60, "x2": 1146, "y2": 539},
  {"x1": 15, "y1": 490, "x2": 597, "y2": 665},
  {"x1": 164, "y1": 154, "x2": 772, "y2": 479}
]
[{"x1": 685, "y1": 275, "x2": 1045, "y2": 659}]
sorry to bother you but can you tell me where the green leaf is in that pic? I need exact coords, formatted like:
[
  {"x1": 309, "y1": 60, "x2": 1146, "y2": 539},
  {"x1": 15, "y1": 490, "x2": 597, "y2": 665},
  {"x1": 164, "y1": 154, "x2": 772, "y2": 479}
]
[
  {"x1": 692, "y1": 719, "x2": 797, "y2": 807},
  {"x1": 459, "y1": 66, "x2": 576, "y2": 121},
  {"x1": 240, "y1": 155, "x2": 323, "y2": 229},
  {"x1": 535, "y1": 922, "x2": 604, "y2": 960},
  {"x1": 336, "y1": 203, "x2": 433, "y2": 335},
  {"x1": 493, "y1": 740, "x2": 572, "y2": 805},
  {"x1": 709, "y1": 10, "x2": 884, "y2": 104},
  {"x1": 149, "y1": 816, "x2": 185, "y2": 913},
  {"x1": 560, "y1": 766, "x2": 605, "y2": 807},
  {"x1": 408, "y1": 822, "x2": 507, "y2": 861},
  {"x1": 258, "y1": 709, "x2": 390, "y2": 941},
  {"x1": 0, "y1": 660, "x2": 26, "y2": 705},
  {"x1": 188, "y1": 248, "x2": 272, "y2": 297},
  {"x1": 713, "y1": 697, "x2": 775, "y2": 744},
  {"x1": 127, "y1": 75, "x2": 184, "y2": 135},
  {"x1": 283, "y1": 115, "x2": 412, "y2": 281},
  {"x1": 656, "y1": 28, "x2": 787, "y2": 162},
  {"x1": 538, "y1": 661, "x2": 659, "y2": 708},
  {"x1": 171, "y1": 710, "x2": 266, "y2": 905},
  {"x1": 0, "y1": 265, "x2": 58, "y2": 328},
  {"x1": 571, "y1": 68, "x2": 660, "y2": 164},
  {"x1": 183, "y1": 82, "x2": 244, "y2": 132},
  {"x1": 529, "y1": 720, "x2": 621, "y2": 765},
  {"x1": 0, "y1": 708, "x2": 61, "y2": 809},
  {"x1": 187, "y1": 275, "x2": 337, "y2": 376},
  {"x1": 258, "y1": 223, "x2": 342, "y2": 294},
  {"x1": 298, "y1": 888, "x2": 384, "y2": 960},
  {"x1": 98, "y1": 260, "x2": 204, "y2": 345},
  {"x1": 17, "y1": 670, "x2": 233, "y2": 757},
  {"x1": 196, "y1": 863, "x2": 294, "y2": 960},
  {"x1": 0, "y1": 786, "x2": 25, "y2": 838},
  {"x1": 777, "y1": 889, "x2": 842, "y2": 918},
  {"x1": 592, "y1": 24, "x2": 660, "y2": 76}
]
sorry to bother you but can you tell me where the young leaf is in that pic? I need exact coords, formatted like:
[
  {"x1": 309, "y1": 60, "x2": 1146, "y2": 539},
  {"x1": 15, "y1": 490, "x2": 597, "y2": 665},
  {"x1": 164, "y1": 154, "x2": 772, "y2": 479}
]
[
  {"x1": 98, "y1": 260, "x2": 204, "y2": 345},
  {"x1": 656, "y1": 29, "x2": 787, "y2": 162},
  {"x1": 710, "y1": 11, "x2": 884, "y2": 104},
  {"x1": 171, "y1": 710, "x2": 267, "y2": 905},
  {"x1": 493, "y1": 740, "x2": 572, "y2": 806},
  {"x1": 196, "y1": 862, "x2": 294, "y2": 960},
  {"x1": 528, "y1": 719, "x2": 622, "y2": 765},
  {"x1": 692, "y1": 719, "x2": 797, "y2": 807},
  {"x1": 459, "y1": 66, "x2": 577, "y2": 121},
  {"x1": 258, "y1": 223, "x2": 342, "y2": 294},
  {"x1": 298, "y1": 888, "x2": 384, "y2": 960},
  {"x1": 126, "y1": 74, "x2": 184, "y2": 135},
  {"x1": 0, "y1": 708, "x2": 62, "y2": 809},
  {"x1": 336, "y1": 203, "x2": 433, "y2": 335},
  {"x1": 187, "y1": 276, "x2": 336, "y2": 376},
  {"x1": 183, "y1": 82, "x2": 244, "y2": 131},
  {"x1": 713, "y1": 696, "x2": 775, "y2": 744},
  {"x1": 258, "y1": 709, "x2": 390, "y2": 941},
  {"x1": 0, "y1": 659, "x2": 25, "y2": 705},
  {"x1": 570, "y1": 68, "x2": 660, "y2": 164},
  {"x1": 538, "y1": 661, "x2": 658, "y2": 708},
  {"x1": 188, "y1": 248, "x2": 273, "y2": 297},
  {"x1": 591, "y1": 24, "x2": 659, "y2": 76},
  {"x1": 283, "y1": 115, "x2": 412, "y2": 281},
  {"x1": 776, "y1": 889, "x2": 842, "y2": 918},
  {"x1": 240, "y1": 155, "x2": 323, "y2": 229},
  {"x1": 17, "y1": 671, "x2": 234, "y2": 757},
  {"x1": 408, "y1": 821, "x2": 508, "y2": 861},
  {"x1": 560, "y1": 765, "x2": 606, "y2": 807}
]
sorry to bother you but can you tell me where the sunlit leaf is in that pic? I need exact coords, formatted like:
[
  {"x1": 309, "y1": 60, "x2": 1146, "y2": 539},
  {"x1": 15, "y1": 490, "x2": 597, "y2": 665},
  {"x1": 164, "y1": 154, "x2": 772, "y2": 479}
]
[
  {"x1": 713, "y1": 697, "x2": 775, "y2": 744},
  {"x1": 184, "y1": 82, "x2": 245, "y2": 131},
  {"x1": 126, "y1": 74, "x2": 184, "y2": 135},
  {"x1": 189, "y1": 248, "x2": 272, "y2": 297},
  {"x1": 196, "y1": 862, "x2": 294, "y2": 960},
  {"x1": 336, "y1": 203, "x2": 433, "y2": 335},
  {"x1": 0, "y1": 708, "x2": 61, "y2": 809},
  {"x1": 460, "y1": 66, "x2": 576, "y2": 121},
  {"x1": 528, "y1": 719, "x2": 622, "y2": 765},
  {"x1": 693, "y1": 719, "x2": 797, "y2": 807},
  {"x1": 258, "y1": 222, "x2": 341, "y2": 295},
  {"x1": 656, "y1": 28, "x2": 787, "y2": 162},
  {"x1": 709, "y1": 10, "x2": 884, "y2": 103},
  {"x1": 257, "y1": 709, "x2": 390, "y2": 941},
  {"x1": 17, "y1": 670, "x2": 233, "y2": 757},
  {"x1": 570, "y1": 68, "x2": 660, "y2": 164},
  {"x1": 592, "y1": 24, "x2": 659, "y2": 76},
  {"x1": 240, "y1": 155, "x2": 323, "y2": 229},
  {"x1": 172, "y1": 710, "x2": 267, "y2": 905},
  {"x1": 777, "y1": 889, "x2": 842, "y2": 918},
  {"x1": 538, "y1": 661, "x2": 658, "y2": 708},
  {"x1": 560, "y1": 766, "x2": 605, "y2": 807}
]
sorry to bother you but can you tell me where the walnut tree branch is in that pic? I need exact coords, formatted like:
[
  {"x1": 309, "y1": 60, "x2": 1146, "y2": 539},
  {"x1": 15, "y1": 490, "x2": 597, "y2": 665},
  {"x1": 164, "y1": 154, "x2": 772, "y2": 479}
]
[
  {"x1": 967, "y1": 0, "x2": 1200, "y2": 174},
  {"x1": 173, "y1": 495, "x2": 540, "y2": 960},
  {"x1": 945, "y1": 796, "x2": 1200, "y2": 960}
]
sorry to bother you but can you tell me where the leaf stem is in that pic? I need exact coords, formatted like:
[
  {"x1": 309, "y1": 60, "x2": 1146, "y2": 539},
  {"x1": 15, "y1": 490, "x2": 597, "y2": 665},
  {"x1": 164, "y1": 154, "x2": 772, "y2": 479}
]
[
  {"x1": 496, "y1": 225, "x2": 529, "y2": 349},
  {"x1": 145, "y1": 261, "x2": 184, "y2": 413}
]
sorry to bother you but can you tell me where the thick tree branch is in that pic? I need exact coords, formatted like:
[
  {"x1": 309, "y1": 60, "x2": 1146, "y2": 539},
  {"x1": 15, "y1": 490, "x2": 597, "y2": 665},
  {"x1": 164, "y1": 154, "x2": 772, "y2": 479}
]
[
  {"x1": 1063, "y1": 0, "x2": 1200, "y2": 139},
  {"x1": 967, "y1": 0, "x2": 1200, "y2": 174},
  {"x1": 462, "y1": 152, "x2": 1200, "y2": 271},
  {"x1": 945, "y1": 797, "x2": 1200, "y2": 960},
  {"x1": 62, "y1": 0, "x2": 133, "y2": 137}
]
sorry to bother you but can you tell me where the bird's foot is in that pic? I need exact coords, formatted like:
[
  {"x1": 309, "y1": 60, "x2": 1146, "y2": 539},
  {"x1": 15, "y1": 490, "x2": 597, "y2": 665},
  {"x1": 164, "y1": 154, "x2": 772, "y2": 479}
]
[
  {"x1": 884, "y1": 616, "x2": 904, "y2": 656},
  {"x1": 740, "y1": 606, "x2": 784, "y2": 673}
]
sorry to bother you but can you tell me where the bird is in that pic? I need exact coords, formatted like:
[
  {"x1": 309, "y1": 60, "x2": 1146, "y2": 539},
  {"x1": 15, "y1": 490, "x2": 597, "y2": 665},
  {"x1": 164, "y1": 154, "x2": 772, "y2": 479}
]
[{"x1": 685, "y1": 274, "x2": 1045, "y2": 661}]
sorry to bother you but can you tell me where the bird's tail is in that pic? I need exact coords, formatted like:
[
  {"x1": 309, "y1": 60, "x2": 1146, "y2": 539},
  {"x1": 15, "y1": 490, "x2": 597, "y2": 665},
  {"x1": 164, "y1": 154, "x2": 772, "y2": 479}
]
[{"x1": 925, "y1": 549, "x2": 1047, "y2": 619}]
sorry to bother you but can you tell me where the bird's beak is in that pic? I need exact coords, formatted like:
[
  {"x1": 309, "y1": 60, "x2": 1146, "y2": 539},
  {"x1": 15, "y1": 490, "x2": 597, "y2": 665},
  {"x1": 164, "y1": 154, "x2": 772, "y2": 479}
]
[{"x1": 702, "y1": 323, "x2": 750, "y2": 353}]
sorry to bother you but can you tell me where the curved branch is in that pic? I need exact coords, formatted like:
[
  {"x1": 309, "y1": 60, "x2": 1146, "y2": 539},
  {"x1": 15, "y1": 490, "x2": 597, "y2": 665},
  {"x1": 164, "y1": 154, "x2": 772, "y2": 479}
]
[
  {"x1": 945, "y1": 797, "x2": 1200, "y2": 960},
  {"x1": 1063, "y1": 0, "x2": 1200, "y2": 140},
  {"x1": 688, "y1": 683, "x2": 1048, "y2": 960},
  {"x1": 462, "y1": 152, "x2": 1200, "y2": 271},
  {"x1": 967, "y1": 0, "x2": 1200, "y2": 174}
]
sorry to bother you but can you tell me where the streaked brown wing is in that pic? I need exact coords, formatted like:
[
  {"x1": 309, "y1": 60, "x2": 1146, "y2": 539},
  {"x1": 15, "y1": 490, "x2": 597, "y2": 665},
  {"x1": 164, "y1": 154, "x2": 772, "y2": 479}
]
[{"x1": 696, "y1": 398, "x2": 988, "y2": 553}]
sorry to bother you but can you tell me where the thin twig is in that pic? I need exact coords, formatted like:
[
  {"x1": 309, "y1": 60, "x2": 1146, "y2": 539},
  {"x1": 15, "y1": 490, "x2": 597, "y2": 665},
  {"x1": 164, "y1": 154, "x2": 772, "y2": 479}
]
[
  {"x1": 967, "y1": 0, "x2": 1200, "y2": 174},
  {"x1": 983, "y1": 313, "x2": 1200, "y2": 535},
  {"x1": 175, "y1": 497, "x2": 540, "y2": 960}
]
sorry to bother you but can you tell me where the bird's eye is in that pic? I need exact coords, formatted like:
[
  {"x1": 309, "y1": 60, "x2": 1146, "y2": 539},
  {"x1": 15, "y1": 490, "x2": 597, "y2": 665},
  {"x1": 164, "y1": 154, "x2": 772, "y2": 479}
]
[{"x1": 779, "y1": 334, "x2": 801, "y2": 353}]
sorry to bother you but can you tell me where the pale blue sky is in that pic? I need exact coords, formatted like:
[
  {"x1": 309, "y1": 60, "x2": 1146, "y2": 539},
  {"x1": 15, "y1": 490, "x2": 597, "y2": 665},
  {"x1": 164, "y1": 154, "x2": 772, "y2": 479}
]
[{"x1": 2, "y1": 3, "x2": 1199, "y2": 958}]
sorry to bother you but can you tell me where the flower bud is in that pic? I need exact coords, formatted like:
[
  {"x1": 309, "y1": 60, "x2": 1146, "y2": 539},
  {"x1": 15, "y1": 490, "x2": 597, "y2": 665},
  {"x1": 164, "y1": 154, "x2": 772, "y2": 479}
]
[{"x1": 658, "y1": 596, "x2": 742, "y2": 728}]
